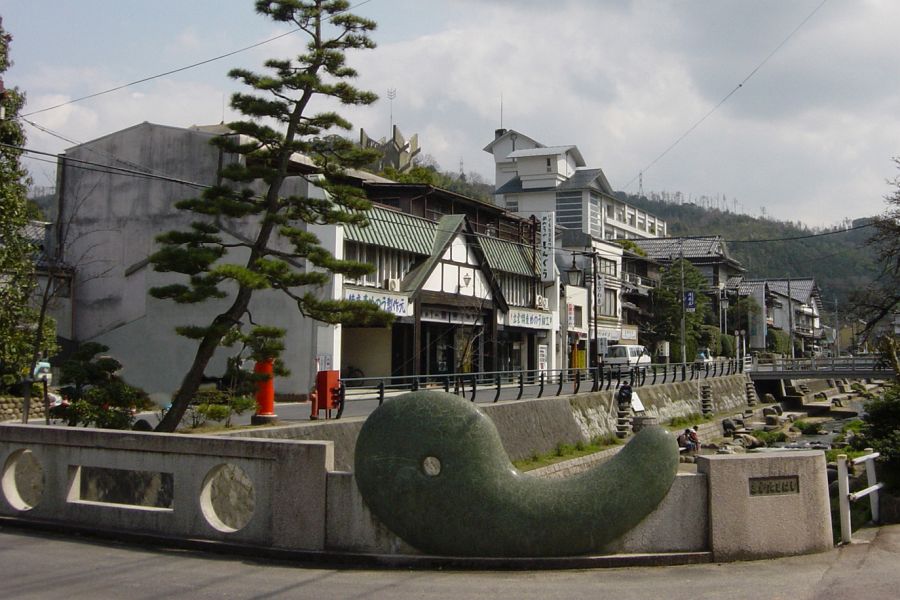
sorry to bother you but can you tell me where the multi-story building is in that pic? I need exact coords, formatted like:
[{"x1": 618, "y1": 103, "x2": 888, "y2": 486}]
[
  {"x1": 483, "y1": 129, "x2": 666, "y2": 240},
  {"x1": 736, "y1": 278, "x2": 824, "y2": 354},
  {"x1": 52, "y1": 122, "x2": 559, "y2": 401}
]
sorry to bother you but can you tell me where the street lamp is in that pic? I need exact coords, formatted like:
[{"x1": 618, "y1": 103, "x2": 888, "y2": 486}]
[
  {"x1": 565, "y1": 255, "x2": 583, "y2": 287},
  {"x1": 565, "y1": 251, "x2": 599, "y2": 368}
]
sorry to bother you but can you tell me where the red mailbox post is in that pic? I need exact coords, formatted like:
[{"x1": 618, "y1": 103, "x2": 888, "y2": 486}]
[
  {"x1": 311, "y1": 370, "x2": 342, "y2": 419},
  {"x1": 251, "y1": 358, "x2": 278, "y2": 425}
]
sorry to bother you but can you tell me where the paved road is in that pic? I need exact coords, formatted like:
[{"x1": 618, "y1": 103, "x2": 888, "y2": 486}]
[{"x1": 2, "y1": 524, "x2": 898, "y2": 599}]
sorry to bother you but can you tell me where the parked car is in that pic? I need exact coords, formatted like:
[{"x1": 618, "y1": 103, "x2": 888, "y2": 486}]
[{"x1": 604, "y1": 345, "x2": 651, "y2": 370}]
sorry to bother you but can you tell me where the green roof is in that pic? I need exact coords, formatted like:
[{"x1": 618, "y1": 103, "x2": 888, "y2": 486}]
[
  {"x1": 343, "y1": 205, "x2": 435, "y2": 255},
  {"x1": 477, "y1": 235, "x2": 538, "y2": 277}
]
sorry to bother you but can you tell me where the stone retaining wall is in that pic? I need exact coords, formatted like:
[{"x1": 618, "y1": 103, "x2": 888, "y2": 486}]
[
  {"x1": 0, "y1": 395, "x2": 46, "y2": 423},
  {"x1": 227, "y1": 374, "x2": 753, "y2": 466}
]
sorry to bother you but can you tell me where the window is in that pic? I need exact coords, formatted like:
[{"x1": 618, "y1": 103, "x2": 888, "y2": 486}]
[
  {"x1": 598, "y1": 258, "x2": 616, "y2": 277},
  {"x1": 599, "y1": 288, "x2": 617, "y2": 317},
  {"x1": 556, "y1": 191, "x2": 583, "y2": 229},
  {"x1": 574, "y1": 306, "x2": 584, "y2": 328},
  {"x1": 546, "y1": 157, "x2": 552, "y2": 172}
]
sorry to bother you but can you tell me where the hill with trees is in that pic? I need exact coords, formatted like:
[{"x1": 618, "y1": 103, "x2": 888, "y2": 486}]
[{"x1": 615, "y1": 192, "x2": 880, "y2": 312}]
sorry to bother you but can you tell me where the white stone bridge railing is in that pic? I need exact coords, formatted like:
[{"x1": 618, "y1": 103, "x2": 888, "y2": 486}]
[{"x1": 0, "y1": 424, "x2": 333, "y2": 551}]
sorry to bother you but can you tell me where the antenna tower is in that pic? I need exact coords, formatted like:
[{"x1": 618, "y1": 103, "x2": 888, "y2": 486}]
[{"x1": 387, "y1": 88, "x2": 396, "y2": 134}]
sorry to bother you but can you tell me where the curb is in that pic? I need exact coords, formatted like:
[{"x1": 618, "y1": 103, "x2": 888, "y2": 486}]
[{"x1": 0, "y1": 516, "x2": 712, "y2": 570}]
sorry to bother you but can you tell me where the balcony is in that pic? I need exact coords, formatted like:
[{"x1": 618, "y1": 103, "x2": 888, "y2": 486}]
[{"x1": 621, "y1": 272, "x2": 658, "y2": 289}]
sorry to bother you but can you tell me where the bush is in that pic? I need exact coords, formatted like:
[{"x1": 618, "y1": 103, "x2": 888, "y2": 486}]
[
  {"x1": 720, "y1": 334, "x2": 735, "y2": 358},
  {"x1": 755, "y1": 430, "x2": 787, "y2": 445},
  {"x1": 54, "y1": 344, "x2": 149, "y2": 429},
  {"x1": 766, "y1": 329, "x2": 791, "y2": 354},
  {"x1": 792, "y1": 419, "x2": 824, "y2": 435},
  {"x1": 186, "y1": 388, "x2": 256, "y2": 429},
  {"x1": 859, "y1": 384, "x2": 900, "y2": 490}
]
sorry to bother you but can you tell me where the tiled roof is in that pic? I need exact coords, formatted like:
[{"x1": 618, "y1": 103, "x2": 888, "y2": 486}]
[
  {"x1": 628, "y1": 237, "x2": 733, "y2": 261},
  {"x1": 557, "y1": 168, "x2": 614, "y2": 195},
  {"x1": 753, "y1": 278, "x2": 818, "y2": 304}
]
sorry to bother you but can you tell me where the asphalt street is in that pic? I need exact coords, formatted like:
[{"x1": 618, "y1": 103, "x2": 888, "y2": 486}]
[{"x1": 1, "y1": 524, "x2": 898, "y2": 599}]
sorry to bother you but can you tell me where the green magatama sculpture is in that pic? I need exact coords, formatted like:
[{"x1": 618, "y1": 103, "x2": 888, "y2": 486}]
[{"x1": 354, "y1": 391, "x2": 679, "y2": 557}]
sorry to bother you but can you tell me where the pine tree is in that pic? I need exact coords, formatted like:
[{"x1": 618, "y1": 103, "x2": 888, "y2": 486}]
[
  {"x1": 0, "y1": 20, "x2": 43, "y2": 391},
  {"x1": 150, "y1": 1, "x2": 391, "y2": 431}
]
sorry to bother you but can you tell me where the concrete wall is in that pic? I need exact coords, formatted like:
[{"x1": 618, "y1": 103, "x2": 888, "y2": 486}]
[
  {"x1": 59, "y1": 123, "x2": 321, "y2": 401},
  {"x1": 0, "y1": 385, "x2": 835, "y2": 561},
  {"x1": 0, "y1": 424, "x2": 332, "y2": 551},
  {"x1": 697, "y1": 451, "x2": 833, "y2": 561},
  {"x1": 219, "y1": 418, "x2": 365, "y2": 472}
]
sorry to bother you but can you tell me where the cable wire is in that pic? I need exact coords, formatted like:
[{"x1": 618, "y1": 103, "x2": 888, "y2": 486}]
[
  {"x1": 622, "y1": 0, "x2": 830, "y2": 190},
  {"x1": 21, "y1": 0, "x2": 376, "y2": 118}
]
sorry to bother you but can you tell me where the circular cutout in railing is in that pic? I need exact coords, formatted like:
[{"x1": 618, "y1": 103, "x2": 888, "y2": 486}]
[
  {"x1": 199, "y1": 463, "x2": 255, "y2": 533},
  {"x1": 2, "y1": 449, "x2": 44, "y2": 511}
]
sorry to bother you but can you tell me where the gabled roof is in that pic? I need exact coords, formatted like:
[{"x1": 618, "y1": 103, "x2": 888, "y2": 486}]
[
  {"x1": 557, "y1": 168, "x2": 614, "y2": 195},
  {"x1": 507, "y1": 145, "x2": 586, "y2": 167},
  {"x1": 627, "y1": 236, "x2": 739, "y2": 264},
  {"x1": 750, "y1": 278, "x2": 821, "y2": 306},
  {"x1": 399, "y1": 215, "x2": 509, "y2": 311},
  {"x1": 482, "y1": 129, "x2": 544, "y2": 154}
]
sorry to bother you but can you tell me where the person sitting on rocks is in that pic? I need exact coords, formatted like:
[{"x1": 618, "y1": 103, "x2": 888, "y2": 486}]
[
  {"x1": 617, "y1": 381, "x2": 633, "y2": 409},
  {"x1": 678, "y1": 428, "x2": 696, "y2": 453},
  {"x1": 689, "y1": 426, "x2": 701, "y2": 452}
]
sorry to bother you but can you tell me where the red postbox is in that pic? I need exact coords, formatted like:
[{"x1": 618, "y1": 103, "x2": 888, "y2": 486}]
[
  {"x1": 313, "y1": 370, "x2": 342, "y2": 419},
  {"x1": 251, "y1": 358, "x2": 277, "y2": 424}
]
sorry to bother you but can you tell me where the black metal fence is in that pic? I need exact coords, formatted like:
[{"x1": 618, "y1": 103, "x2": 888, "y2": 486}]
[{"x1": 338, "y1": 359, "x2": 742, "y2": 409}]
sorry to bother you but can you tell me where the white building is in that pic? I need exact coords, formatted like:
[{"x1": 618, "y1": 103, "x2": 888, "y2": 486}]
[{"x1": 483, "y1": 129, "x2": 667, "y2": 240}]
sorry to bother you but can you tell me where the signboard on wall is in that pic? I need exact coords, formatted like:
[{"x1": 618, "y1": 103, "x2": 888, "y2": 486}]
[
  {"x1": 506, "y1": 308, "x2": 553, "y2": 330},
  {"x1": 538, "y1": 344, "x2": 548, "y2": 372},
  {"x1": 343, "y1": 287, "x2": 413, "y2": 317},
  {"x1": 537, "y1": 211, "x2": 556, "y2": 283}
]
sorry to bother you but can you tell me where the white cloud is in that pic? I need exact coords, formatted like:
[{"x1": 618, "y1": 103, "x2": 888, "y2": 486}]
[{"x1": 12, "y1": 0, "x2": 900, "y2": 226}]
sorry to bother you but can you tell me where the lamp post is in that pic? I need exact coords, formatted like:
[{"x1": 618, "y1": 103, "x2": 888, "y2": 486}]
[{"x1": 565, "y1": 251, "x2": 599, "y2": 369}]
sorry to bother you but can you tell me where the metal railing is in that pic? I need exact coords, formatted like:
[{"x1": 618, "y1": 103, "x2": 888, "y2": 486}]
[
  {"x1": 750, "y1": 356, "x2": 887, "y2": 373},
  {"x1": 338, "y1": 359, "x2": 742, "y2": 410},
  {"x1": 837, "y1": 449, "x2": 884, "y2": 544}
]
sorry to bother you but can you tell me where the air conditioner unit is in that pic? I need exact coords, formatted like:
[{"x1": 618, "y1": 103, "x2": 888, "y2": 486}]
[
  {"x1": 385, "y1": 278, "x2": 402, "y2": 292},
  {"x1": 536, "y1": 295, "x2": 549, "y2": 310}
]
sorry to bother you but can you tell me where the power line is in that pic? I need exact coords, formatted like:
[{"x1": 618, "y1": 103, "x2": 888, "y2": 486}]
[
  {"x1": 725, "y1": 221, "x2": 873, "y2": 243},
  {"x1": 622, "y1": 0, "x2": 830, "y2": 190},
  {"x1": 20, "y1": 0, "x2": 376, "y2": 118}
]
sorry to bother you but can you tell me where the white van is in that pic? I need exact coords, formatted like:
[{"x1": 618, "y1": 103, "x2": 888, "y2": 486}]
[{"x1": 604, "y1": 345, "x2": 651, "y2": 369}]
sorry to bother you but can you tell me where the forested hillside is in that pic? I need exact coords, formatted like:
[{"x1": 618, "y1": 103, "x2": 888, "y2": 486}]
[{"x1": 615, "y1": 192, "x2": 881, "y2": 309}]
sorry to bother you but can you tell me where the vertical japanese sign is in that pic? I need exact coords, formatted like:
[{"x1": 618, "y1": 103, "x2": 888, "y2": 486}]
[
  {"x1": 537, "y1": 211, "x2": 555, "y2": 282},
  {"x1": 685, "y1": 290, "x2": 696, "y2": 313}
]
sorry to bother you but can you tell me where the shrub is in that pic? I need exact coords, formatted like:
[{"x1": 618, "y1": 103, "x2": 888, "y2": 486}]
[
  {"x1": 720, "y1": 334, "x2": 735, "y2": 358},
  {"x1": 792, "y1": 420, "x2": 824, "y2": 435},
  {"x1": 859, "y1": 385, "x2": 900, "y2": 490},
  {"x1": 755, "y1": 430, "x2": 787, "y2": 445}
]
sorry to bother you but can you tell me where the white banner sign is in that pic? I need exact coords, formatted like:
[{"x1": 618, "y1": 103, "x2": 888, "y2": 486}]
[
  {"x1": 343, "y1": 287, "x2": 412, "y2": 317},
  {"x1": 537, "y1": 211, "x2": 555, "y2": 283},
  {"x1": 505, "y1": 308, "x2": 553, "y2": 330}
]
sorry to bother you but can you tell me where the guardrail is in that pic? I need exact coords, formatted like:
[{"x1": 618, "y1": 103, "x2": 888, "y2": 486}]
[
  {"x1": 837, "y1": 449, "x2": 884, "y2": 544},
  {"x1": 338, "y1": 359, "x2": 742, "y2": 412},
  {"x1": 751, "y1": 356, "x2": 889, "y2": 371}
]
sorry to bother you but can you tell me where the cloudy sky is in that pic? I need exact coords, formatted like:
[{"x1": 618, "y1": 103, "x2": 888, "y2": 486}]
[{"x1": 3, "y1": 0, "x2": 899, "y2": 226}]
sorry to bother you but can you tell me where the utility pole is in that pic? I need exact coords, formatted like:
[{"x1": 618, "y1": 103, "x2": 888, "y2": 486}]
[
  {"x1": 834, "y1": 296, "x2": 840, "y2": 357},
  {"x1": 680, "y1": 240, "x2": 686, "y2": 365},
  {"x1": 787, "y1": 276, "x2": 795, "y2": 359}
]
